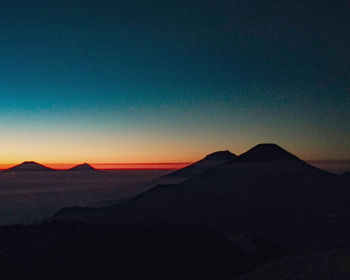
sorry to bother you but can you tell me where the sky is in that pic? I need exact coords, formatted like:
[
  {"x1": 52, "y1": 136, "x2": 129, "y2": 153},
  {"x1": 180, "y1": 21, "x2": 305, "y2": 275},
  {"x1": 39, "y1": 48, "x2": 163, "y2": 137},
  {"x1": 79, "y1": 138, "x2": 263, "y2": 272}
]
[{"x1": 0, "y1": 0, "x2": 349, "y2": 164}]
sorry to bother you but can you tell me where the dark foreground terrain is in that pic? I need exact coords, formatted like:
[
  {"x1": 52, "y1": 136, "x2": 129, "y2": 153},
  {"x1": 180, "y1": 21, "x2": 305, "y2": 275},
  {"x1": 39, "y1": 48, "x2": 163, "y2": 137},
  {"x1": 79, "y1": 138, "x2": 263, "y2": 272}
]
[
  {"x1": 0, "y1": 222, "x2": 284, "y2": 280},
  {"x1": 237, "y1": 249, "x2": 350, "y2": 280}
]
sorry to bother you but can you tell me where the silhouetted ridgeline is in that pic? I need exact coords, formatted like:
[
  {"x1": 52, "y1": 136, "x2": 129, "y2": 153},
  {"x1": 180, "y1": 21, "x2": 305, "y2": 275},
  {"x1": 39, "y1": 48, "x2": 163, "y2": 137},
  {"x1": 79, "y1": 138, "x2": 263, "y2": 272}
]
[
  {"x1": 54, "y1": 144, "x2": 350, "y2": 251},
  {"x1": 4, "y1": 161, "x2": 55, "y2": 172},
  {"x1": 2, "y1": 162, "x2": 99, "y2": 172},
  {"x1": 68, "y1": 163, "x2": 97, "y2": 171},
  {"x1": 160, "y1": 150, "x2": 237, "y2": 183},
  {"x1": 3, "y1": 143, "x2": 349, "y2": 279}
]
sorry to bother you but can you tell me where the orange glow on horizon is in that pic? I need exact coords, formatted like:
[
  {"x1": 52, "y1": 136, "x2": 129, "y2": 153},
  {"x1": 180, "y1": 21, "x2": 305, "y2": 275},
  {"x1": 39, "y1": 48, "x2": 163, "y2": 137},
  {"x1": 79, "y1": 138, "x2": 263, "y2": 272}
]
[{"x1": 0, "y1": 162, "x2": 192, "y2": 170}]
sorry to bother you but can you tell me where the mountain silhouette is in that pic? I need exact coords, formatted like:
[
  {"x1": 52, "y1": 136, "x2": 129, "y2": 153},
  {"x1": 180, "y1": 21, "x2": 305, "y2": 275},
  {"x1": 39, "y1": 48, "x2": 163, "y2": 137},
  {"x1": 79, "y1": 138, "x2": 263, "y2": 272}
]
[
  {"x1": 53, "y1": 143, "x2": 349, "y2": 251},
  {"x1": 203, "y1": 150, "x2": 237, "y2": 160},
  {"x1": 5, "y1": 161, "x2": 54, "y2": 172},
  {"x1": 163, "y1": 150, "x2": 236, "y2": 181},
  {"x1": 69, "y1": 163, "x2": 96, "y2": 171},
  {"x1": 237, "y1": 143, "x2": 304, "y2": 163}
]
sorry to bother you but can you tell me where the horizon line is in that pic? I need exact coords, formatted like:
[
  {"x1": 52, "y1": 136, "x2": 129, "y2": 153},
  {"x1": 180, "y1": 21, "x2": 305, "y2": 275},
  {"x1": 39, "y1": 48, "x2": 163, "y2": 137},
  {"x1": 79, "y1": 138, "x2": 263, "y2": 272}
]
[
  {"x1": 0, "y1": 160, "x2": 350, "y2": 170},
  {"x1": 0, "y1": 162, "x2": 193, "y2": 170}
]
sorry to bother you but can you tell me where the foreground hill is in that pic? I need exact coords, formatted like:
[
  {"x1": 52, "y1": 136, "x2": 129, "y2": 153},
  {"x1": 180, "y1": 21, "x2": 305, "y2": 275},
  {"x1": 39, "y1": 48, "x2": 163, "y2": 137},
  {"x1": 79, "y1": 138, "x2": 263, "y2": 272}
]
[
  {"x1": 54, "y1": 144, "x2": 349, "y2": 251},
  {"x1": 0, "y1": 222, "x2": 283, "y2": 280},
  {"x1": 4, "y1": 161, "x2": 55, "y2": 172}
]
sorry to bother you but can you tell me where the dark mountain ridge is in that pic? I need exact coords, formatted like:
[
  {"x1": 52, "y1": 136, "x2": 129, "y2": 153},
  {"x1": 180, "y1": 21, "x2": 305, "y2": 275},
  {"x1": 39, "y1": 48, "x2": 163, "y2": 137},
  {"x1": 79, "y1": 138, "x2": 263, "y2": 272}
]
[
  {"x1": 69, "y1": 163, "x2": 96, "y2": 171},
  {"x1": 162, "y1": 150, "x2": 236, "y2": 181},
  {"x1": 203, "y1": 150, "x2": 236, "y2": 161},
  {"x1": 4, "y1": 161, "x2": 55, "y2": 172},
  {"x1": 53, "y1": 143, "x2": 348, "y2": 251},
  {"x1": 236, "y1": 143, "x2": 305, "y2": 163}
]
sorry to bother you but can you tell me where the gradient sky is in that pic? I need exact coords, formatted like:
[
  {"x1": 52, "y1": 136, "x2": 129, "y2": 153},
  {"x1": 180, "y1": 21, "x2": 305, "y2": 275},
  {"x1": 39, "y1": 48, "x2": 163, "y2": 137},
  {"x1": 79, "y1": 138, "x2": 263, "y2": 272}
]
[{"x1": 0, "y1": 0, "x2": 349, "y2": 164}]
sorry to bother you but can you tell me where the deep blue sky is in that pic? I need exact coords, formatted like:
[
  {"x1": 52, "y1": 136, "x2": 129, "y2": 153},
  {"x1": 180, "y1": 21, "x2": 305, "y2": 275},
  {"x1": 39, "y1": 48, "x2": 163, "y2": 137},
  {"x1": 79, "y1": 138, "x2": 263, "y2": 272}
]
[{"x1": 0, "y1": 0, "x2": 349, "y2": 162}]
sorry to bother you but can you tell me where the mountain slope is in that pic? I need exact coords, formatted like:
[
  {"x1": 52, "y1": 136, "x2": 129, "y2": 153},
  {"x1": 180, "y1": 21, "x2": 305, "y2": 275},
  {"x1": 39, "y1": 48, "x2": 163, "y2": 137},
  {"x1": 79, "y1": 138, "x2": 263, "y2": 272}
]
[
  {"x1": 237, "y1": 143, "x2": 305, "y2": 162},
  {"x1": 5, "y1": 161, "x2": 55, "y2": 172},
  {"x1": 161, "y1": 150, "x2": 236, "y2": 183},
  {"x1": 69, "y1": 163, "x2": 96, "y2": 171},
  {"x1": 53, "y1": 144, "x2": 349, "y2": 250}
]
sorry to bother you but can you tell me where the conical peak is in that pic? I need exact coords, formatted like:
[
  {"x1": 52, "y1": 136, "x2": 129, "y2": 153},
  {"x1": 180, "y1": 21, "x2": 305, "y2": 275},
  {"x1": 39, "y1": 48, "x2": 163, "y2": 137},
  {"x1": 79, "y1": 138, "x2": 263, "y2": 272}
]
[
  {"x1": 6, "y1": 161, "x2": 54, "y2": 172},
  {"x1": 203, "y1": 150, "x2": 237, "y2": 161},
  {"x1": 238, "y1": 143, "x2": 302, "y2": 162},
  {"x1": 70, "y1": 163, "x2": 96, "y2": 171}
]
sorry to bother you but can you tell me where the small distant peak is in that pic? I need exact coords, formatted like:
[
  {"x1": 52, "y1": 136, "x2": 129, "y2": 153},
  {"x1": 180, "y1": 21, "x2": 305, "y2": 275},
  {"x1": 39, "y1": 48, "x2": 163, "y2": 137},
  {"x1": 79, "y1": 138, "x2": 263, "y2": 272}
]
[
  {"x1": 69, "y1": 163, "x2": 96, "y2": 171},
  {"x1": 204, "y1": 150, "x2": 237, "y2": 161},
  {"x1": 239, "y1": 143, "x2": 303, "y2": 162},
  {"x1": 6, "y1": 161, "x2": 54, "y2": 172}
]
